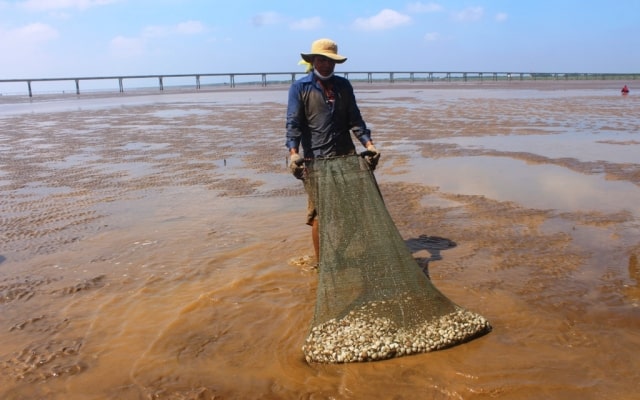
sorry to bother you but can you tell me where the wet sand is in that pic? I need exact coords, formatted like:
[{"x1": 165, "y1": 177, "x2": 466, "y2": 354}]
[{"x1": 1, "y1": 81, "x2": 639, "y2": 399}]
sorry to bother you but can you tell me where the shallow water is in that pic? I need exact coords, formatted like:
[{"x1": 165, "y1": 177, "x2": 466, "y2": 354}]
[{"x1": 1, "y1": 82, "x2": 639, "y2": 399}]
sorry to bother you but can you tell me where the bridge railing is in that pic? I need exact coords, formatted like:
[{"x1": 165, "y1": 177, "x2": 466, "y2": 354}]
[{"x1": 0, "y1": 72, "x2": 637, "y2": 97}]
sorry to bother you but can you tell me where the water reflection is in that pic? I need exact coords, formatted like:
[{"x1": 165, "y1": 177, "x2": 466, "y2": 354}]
[
  {"x1": 392, "y1": 155, "x2": 640, "y2": 218},
  {"x1": 430, "y1": 132, "x2": 640, "y2": 164}
]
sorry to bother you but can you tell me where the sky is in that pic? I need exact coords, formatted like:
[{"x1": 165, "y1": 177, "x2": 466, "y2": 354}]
[{"x1": 1, "y1": 0, "x2": 639, "y2": 79}]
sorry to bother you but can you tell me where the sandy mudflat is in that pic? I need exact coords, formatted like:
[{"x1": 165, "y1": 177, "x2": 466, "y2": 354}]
[{"x1": 0, "y1": 80, "x2": 639, "y2": 399}]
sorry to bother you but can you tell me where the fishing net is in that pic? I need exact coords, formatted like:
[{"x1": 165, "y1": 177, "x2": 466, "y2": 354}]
[{"x1": 302, "y1": 155, "x2": 491, "y2": 363}]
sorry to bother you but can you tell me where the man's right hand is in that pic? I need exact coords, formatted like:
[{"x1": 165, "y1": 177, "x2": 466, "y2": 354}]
[{"x1": 289, "y1": 153, "x2": 305, "y2": 179}]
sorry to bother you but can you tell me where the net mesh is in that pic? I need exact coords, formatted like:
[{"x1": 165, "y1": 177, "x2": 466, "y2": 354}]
[{"x1": 302, "y1": 155, "x2": 491, "y2": 363}]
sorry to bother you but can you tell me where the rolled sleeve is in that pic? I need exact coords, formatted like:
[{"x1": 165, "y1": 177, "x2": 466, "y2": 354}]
[{"x1": 352, "y1": 128, "x2": 371, "y2": 146}]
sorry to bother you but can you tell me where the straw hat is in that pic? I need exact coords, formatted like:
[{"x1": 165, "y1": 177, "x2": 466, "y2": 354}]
[{"x1": 301, "y1": 38, "x2": 347, "y2": 64}]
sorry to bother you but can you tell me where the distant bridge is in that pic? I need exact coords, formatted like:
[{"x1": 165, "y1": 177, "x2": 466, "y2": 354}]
[{"x1": 0, "y1": 71, "x2": 637, "y2": 97}]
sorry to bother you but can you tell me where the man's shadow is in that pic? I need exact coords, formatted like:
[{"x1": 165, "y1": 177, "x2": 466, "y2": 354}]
[{"x1": 405, "y1": 234, "x2": 457, "y2": 279}]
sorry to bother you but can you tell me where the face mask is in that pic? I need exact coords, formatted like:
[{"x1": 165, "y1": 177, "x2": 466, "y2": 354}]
[{"x1": 313, "y1": 69, "x2": 334, "y2": 81}]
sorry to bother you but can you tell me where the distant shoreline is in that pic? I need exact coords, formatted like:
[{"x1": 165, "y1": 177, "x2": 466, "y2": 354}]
[
  {"x1": 358, "y1": 79, "x2": 633, "y2": 91},
  {"x1": 1, "y1": 71, "x2": 636, "y2": 100},
  {"x1": 0, "y1": 79, "x2": 632, "y2": 106}
]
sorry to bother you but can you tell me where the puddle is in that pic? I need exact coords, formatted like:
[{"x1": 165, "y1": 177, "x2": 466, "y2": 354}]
[
  {"x1": 429, "y1": 131, "x2": 640, "y2": 164},
  {"x1": 392, "y1": 155, "x2": 640, "y2": 217}
]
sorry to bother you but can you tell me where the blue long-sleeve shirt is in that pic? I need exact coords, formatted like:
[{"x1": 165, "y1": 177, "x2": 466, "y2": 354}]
[{"x1": 286, "y1": 72, "x2": 371, "y2": 159}]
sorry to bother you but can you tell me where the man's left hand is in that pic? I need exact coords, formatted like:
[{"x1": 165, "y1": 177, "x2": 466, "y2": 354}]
[{"x1": 364, "y1": 144, "x2": 380, "y2": 170}]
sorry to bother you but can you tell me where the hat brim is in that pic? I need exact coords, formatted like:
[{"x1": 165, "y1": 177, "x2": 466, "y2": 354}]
[{"x1": 301, "y1": 53, "x2": 347, "y2": 64}]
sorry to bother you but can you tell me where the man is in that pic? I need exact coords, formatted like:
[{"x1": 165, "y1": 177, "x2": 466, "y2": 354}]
[{"x1": 285, "y1": 38, "x2": 380, "y2": 263}]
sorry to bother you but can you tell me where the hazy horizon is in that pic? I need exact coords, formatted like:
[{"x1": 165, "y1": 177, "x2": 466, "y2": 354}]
[{"x1": 1, "y1": 1, "x2": 639, "y2": 80}]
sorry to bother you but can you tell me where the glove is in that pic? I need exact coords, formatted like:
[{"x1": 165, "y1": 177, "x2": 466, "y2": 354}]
[
  {"x1": 289, "y1": 153, "x2": 305, "y2": 180},
  {"x1": 364, "y1": 144, "x2": 380, "y2": 171}
]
